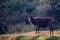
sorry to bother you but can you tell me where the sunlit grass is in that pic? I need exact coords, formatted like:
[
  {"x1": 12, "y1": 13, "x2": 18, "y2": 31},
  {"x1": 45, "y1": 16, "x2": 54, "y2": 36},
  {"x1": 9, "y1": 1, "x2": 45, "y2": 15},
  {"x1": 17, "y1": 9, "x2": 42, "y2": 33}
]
[
  {"x1": 54, "y1": 31, "x2": 60, "y2": 36},
  {"x1": 14, "y1": 35, "x2": 60, "y2": 40},
  {"x1": 0, "y1": 31, "x2": 60, "y2": 40}
]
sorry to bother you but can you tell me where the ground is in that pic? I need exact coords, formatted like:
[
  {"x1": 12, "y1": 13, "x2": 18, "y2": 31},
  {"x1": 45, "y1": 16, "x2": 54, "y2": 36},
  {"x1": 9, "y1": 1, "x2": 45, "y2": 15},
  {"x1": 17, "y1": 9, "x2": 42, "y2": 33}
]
[{"x1": 0, "y1": 30, "x2": 60, "y2": 40}]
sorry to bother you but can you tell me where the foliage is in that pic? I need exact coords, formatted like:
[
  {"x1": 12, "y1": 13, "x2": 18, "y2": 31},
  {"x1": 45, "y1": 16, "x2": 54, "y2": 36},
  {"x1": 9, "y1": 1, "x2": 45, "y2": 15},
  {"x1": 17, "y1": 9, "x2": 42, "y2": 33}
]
[
  {"x1": 15, "y1": 35, "x2": 40, "y2": 40},
  {"x1": 31, "y1": 35, "x2": 40, "y2": 40},
  {"x1": 15, "y1": 35, "x2": 26, "y2": 40},
  {"x1": 0, "y1": 0, "x2": 60, "y2": 34},
  {"x1": 23, "y1": 27, "x2": 31, "y2": 32},
  {"x1": 54, "y1": 23, "x2": 60, "y2": 29},
  {"x1": 15, "y1": 35, "x2": 60, "y2": 40},
  {"x1": 47, "y1": 0, "x2": 60, "y2": 24},
  {"x1": 37, "y1": 36, "x2": 50, "y2": 40},
  {"x1": 46, "y1": 36, "x2": 60, "y2": 40},
  {"x1": 37, "y1": 36, "x2": 60, "y2": 40},
  {"x1": 0, "y1": 0, "x2": 40, "y2": 34}
]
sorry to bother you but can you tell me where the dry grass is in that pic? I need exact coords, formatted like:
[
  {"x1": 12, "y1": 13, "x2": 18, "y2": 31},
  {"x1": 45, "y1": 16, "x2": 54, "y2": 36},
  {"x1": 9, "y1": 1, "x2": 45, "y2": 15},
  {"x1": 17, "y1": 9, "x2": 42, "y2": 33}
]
[{"x1": 0, "y1": 30, "x2": 60, "y2": 40}]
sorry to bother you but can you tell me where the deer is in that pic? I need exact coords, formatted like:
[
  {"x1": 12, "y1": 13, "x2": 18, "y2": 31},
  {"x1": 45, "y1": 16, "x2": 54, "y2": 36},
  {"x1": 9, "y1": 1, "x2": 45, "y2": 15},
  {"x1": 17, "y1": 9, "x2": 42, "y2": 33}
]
[{"x1": 28, "y1": 16, "x2": 54, "y2": 35}]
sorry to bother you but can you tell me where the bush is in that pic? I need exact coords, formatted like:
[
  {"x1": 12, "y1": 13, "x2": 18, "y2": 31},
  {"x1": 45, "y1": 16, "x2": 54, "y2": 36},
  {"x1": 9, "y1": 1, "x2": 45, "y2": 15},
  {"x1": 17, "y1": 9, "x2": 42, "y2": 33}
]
[
  {"x1": 15, "y1": 35, "x2": 26, "y2": 40},
  {"x1": 31, "y1": 35, "x2": 40, "y2": 40},
  {"x1": 46, "y1": 36, "x2": 60, "y2": 40},
  {"x1": 37, "y1": 36, "x2": 60, "y2": 40},
  {"x1": 14, "y1": 35, "x2": 60, "y2": 40},
  {"x1": 54, "y1": 23, "x2": 60, "y2": 29},
  {"x1": 23, "y1": 26, "x2": 32, "y2": 32},
  {"x1": 37, "y1": 36, "x2": 50, "y2": 40},
  {"x1": 24, "y1": 28, "x2": 31, "y2": 32}
]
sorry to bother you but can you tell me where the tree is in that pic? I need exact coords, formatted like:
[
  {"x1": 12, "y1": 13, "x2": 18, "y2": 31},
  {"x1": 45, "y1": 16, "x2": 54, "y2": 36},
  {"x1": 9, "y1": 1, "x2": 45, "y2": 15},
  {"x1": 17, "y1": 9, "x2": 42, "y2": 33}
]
[
  {"x1": 47, "y1": 0, "x2": 60, "y2": 23},
  {"x1": 0, "y1": 0, "x2": 40, "y2": 34}
]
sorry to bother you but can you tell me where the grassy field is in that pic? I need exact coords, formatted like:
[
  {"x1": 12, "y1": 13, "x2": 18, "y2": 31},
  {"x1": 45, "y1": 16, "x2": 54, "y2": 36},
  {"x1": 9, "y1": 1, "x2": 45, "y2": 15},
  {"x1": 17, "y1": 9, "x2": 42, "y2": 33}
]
[{"x1": 0, "y1": 30, "x2": 60, "y2": 40}]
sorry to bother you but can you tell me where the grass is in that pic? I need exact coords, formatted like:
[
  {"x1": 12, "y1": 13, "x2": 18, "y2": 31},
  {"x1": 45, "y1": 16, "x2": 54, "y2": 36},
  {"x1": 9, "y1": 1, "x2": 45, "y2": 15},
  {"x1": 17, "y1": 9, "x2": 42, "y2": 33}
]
[
  {"x1": 14, "y1": 35, "x2": 40, "y2": 40},
  {"x1": 31, "y1": 35, "x2": 40, "y2": 40},
  {"x1": 46, "y1": 36, "x2": 60, "y2": 40},
  {"x1": 14, "y1": 35, "x2": 60, "y2": 40},
  {"x1": 0, "y1": 31, "x2": 60, "y2": 40},
  {"x1": 37, "y1": 36, "x2": 60, "y2": 40},
  {"x1": 0, "y1": 36, "x2": 9, "y2": 40},
  {"x1": 15, "y1": 35, "x2": 26, "y2": 40}
]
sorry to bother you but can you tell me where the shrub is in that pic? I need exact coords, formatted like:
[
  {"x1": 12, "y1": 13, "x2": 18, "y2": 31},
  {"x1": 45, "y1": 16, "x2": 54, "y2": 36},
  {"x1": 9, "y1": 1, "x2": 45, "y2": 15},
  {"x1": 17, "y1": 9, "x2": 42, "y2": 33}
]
[
  {"x1": 15, "y1": 35, "x2": 26, "y2": 40},
  {"x1": 37, "y1": 36, "x2": 60, "y2": 40},
  {"x1": 31, "y1": 35, "x2": 40, "y2": 40},
  {"x1": 23, "y1": 26, "x2": 32, "y2": 32},
  {"x1": 37, "y1": 36, "x2": 50, "y2": 40},
  {"x1": 13, "y1": 35, "x2": 60, "y2": 40},
  {"x1": 46, "y1": 36, "x2": 60, "y2": 40},
  {"x1": 24, "y1": 28, "x2": 31, "y2": 32}
]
